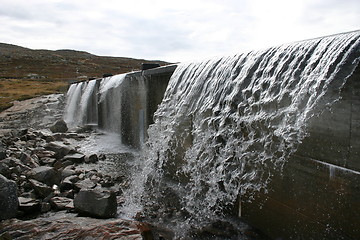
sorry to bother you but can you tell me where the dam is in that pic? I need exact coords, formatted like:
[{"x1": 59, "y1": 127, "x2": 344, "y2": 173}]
[{"x1": 64, "y1": 31, "x2": 360, "y2": 239}]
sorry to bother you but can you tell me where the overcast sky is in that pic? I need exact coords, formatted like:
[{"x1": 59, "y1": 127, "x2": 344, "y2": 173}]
[{"x1": 0, "y1": 0, "x2": 359, "y2": 62}]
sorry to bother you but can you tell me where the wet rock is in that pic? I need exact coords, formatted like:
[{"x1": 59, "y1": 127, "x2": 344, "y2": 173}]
[
  {"x1": 18, "y1": 197, "x2": 41, "y2": 214},
  {"x1": 60, "y1": 175, "x2": 79, "y2": 191},
  {"x1": 63, "y1": 153, "x2": 85, "y2": 164},
  {"x1": 84, "y1": 154, "x2": 98, "y2": 163},
  {"x1": 28, "y1": 166, "x2": 60, "y2": 186},
  {"x1": 61, "y1": 166, "x2": 76, "y2": 179},
  {"x1": 20, "y1": 152, "x2": 39, "y2": 168},
  {"x1": 0, "y1": 161, "x2": 11, "y2": 178},
  {"x1": 50, "y1": 120, "x2": 68, "y2": 133},
  {"x1": 41, "y1": 202, "x2": 51, "y2": 213},
  {"x1": 74, "y1": 179, "x2": 97, "y2": 190},
  {"x1": 33, "y1": 149, "x2": 56, "y2": 160},
  {"x1": 0, "y1": 212, "x2": 152, "y2": 240},
  {"x1": 12, "y1": 128, "x2": 28, "y2": 137},
  {"x1": 0, "y1": 174, "x2": 19, "y2": 220},
  {"x1": 74, "y1": 188, "x2": 117, "y2": 218},
  {"x1": 28, "y1": 179, "x2": 53, "y2": 198},
  {"x1": 50, "y1": 196, "x2": 74, "y2": 210},
  {"x1": 0, "y1": 143, "x2": 6, "y2": 160},
  {"x1": 44, "y1": 142, "x2": 73, "y2": 159}
]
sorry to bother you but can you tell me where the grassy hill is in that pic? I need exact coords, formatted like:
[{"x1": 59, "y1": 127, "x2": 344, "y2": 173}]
[{"x1": 0, "y1": 43, "x2": 169, "y2": 111}]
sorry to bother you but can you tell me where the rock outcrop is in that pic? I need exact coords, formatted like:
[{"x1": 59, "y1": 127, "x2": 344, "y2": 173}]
[
  {"x1": 0, "y1": 174, "x2": 19, "y2": 220},
  {"x1": 74, "y1": 188, "x2": 117, "y2": 218},
  {"x1": 0, "y1": 212, "x2": 153, "y2": 240}
]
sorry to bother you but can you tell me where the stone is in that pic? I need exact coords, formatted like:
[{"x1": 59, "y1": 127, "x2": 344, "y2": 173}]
[
  {"x1": 0, "y1": 212, "x2": 152, "y2": 240},
  {"x1": 0, "y1": 162, "x2": 11, "y2": 178},
  {"x1": 61, "y1": 167, "x2": 76, "y2": 179},
  {"x1": 49, "y1": 196, "x2": 74, "y2": 210},
  {"x1": 20, "y1": 152, "x2": 39, "y2": 168},
  {"x1": 74, "y1": 188, "x2": 117, "y2": 218},
  {"x1": 33, "y1": 149, "x2": 56, "y2": 160},
  {"x1": 50, "y1": 120, "x2": 68, "y2": 133},
  {"x1": 84, "y1": 154, "x2": 98, "y2": 163},
  {"x1": 60, "y1": 175, "x2": 79, "y2": 191},
  {"x1": 63, "y1": 153, "x2": 85, "y2": 164},
  {"x1": 0, "y1": 143, "x2": 6, "y2": 160},
  {"x1": 18, "y1": 197, "x2": 41, "y2": 214},
  {"x1": 0, "y1": 174, "x2": 19, "y2": 220},
  {"x1": 28, "y1": 166, "x2": 60, "y2": 186},
  {"x1": 44, "y1": 142, "x2": 73, "y2": 159},
  {"x1": 28, "y1": 179, "x2": 53, "y2": 198},
  {"x1": 41, "y1": 202, "x2": 51, "y2": 213},
  {"x1": 74, "y1": 179, "x2": 97, "y2": 191}
]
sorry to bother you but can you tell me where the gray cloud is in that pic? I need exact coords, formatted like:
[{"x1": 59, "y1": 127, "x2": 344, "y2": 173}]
[{"x1": 0, "y1": 0, "x2": 359, "y2": 62}]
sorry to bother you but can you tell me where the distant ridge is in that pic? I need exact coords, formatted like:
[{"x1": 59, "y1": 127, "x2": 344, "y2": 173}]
[{"x1": 0, "y1": 42, "x2": 170, "y2": 80}]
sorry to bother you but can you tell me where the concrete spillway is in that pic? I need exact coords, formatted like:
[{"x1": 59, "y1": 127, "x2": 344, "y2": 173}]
[{"x1": 64, "y1": 31, "x2": 360, "y2": 239}]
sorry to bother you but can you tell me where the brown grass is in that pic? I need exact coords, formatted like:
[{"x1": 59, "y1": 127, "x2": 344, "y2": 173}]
[{"x1": 0, "y1": 78, "x2": 69, "y2": 112}]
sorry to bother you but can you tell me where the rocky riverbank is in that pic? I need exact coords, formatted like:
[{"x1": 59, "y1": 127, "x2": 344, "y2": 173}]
[
  {"x1": 0, "y1": 94, "x2": 154, "y2": 240},
  {"x1": 0, "y1": 94, "x2": 268, "y2": 240}
]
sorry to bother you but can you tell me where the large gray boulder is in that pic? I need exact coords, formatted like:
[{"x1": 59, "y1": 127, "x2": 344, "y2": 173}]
[
  {"x1": 50, "y1": 120, "x2": 68, "y2": 133},
  {"x1": 0, "y1": 174, "x2": 19, "y2": 220},
  {"x1": 74, "y1": 188, "x2": 117, "y2": 218},
  {"x1": 28, "y1": 166, "x2": 60, "y2": 186},
  {"x1": 0, "y1": 143, "x2": 6, "y2": 160}
]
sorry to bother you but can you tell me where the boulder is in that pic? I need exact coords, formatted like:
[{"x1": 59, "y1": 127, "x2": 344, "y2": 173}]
[
  {"x1": 0, "y1": 174, "x2": 19, "y2": 220},
  {"x1": 63, "y1": 153, "x2": 85, "y2": 164},
  {"x1": 18, "y1": 197, "x2": 41, "y2": 214},
  {"x1": 0, "y1": 212, "x2": 152, "y2": 240},
  {"x1": 20, "y1": 152, "x2": 39, "y2": 168},
  {"x1": 0, "y1": 161, "x2": 11, "y2": 178},
  {"x1": 28, "y1": 179, "x2": 53, "y2": 198},
  {"x1": 28, "y1": 166, "x2": 60, "y2": 186},
  {"x1": 74, "y1": 179, "x2": 97, "y2": 191},
  {"x1": 49, "y1": 197, "x2": 74, "y2": 210},
  {"x1": 61, "y1": 167, "x2": 76, "y2": 179},
  {"x1": 74, "y1": 188, "x2": 117, "y2": 218},
  {"x1": 84, "y1": 154, "x2": 98, "y2": 163},
  {"x1": 0, "y1": 143, "x2": 6, "y2": 160},
  {"x1": 44, "y1": 142, "x2": 73, "y2": 159},
  {"x1": 50, "y1": 120, "x2": 68, "y2": 133},
  {"x1": 60, "y1": 175, "x2": 79, "y2": 191}
]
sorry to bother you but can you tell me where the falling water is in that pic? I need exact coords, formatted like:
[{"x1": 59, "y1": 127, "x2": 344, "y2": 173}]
[
  {"x1": 98, "y1": 74, "x2": 126, "y2": 133},
  {"x1": 121, "y1": 31, "x2": 360, "y2": 238},
  {"x1": 63, "y1": 82, "x2": 83, "y2": 126},
  {"x1": 64, "y1": 80, "x2": 98, "y2": 127}
]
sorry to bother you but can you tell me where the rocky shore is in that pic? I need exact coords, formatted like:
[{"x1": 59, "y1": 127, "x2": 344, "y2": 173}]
[
  {"x1": 0, "y1": 94, "x2": 268, "y2": 240},
  {"x1": 0, "y1": 94, "x2": 153, "y2": 240}
]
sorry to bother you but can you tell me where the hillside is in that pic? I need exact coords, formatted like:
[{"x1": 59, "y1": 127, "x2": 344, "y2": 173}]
[
  {"x1": 0, "y1": 43, "x2": 170, "y2": 111},
  {"x1": 0, "y1": 43, "x2": 169, "y2": 80}
]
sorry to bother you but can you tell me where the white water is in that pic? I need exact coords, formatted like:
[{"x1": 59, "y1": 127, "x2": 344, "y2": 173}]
[
  {"x1": 121, "y1": 31, "x2": 360, "y2": 237},
  {"x1": 63, "y1": 83, "x2": 83, "y2": 126},
  {"x1": 98, "y1": 74, "x2": 126, "y2": 133}
]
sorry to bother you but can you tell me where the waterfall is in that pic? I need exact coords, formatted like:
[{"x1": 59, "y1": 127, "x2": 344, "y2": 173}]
[
  {"x1": 63, "y1": 71, "x2": 157, "y2": 148},
  {"x1": 64, "y1": 80, "x2": 98, "y2": 128},
  {"x1": 122, "y1": 31, "x2": 360, "y2": 237},
  {"x1": 98, "y1": 74, "x2": 126, "y2": 133}
]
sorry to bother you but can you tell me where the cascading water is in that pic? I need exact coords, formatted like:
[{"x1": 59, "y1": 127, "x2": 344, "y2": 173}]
[
  {"x1": 121, "y1": 31, "x2": 360, "y2": 238},
  {"x1": 64, "y1": 80, "x2": 98, "y2": 127},
  {"x1": 98, "y1": 74, "x2": 126, "y2": 133}
]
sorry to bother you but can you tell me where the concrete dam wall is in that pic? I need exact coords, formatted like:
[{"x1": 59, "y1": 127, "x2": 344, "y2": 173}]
[
  {"x1": 64, "y1": 31, "x2": 360, "y2": 239},
  {"x1": 64, "y1": 64, "x2": 176, "y2": 148}
]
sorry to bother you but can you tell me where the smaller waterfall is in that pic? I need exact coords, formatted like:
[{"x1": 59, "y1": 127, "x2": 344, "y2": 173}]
[
  {"x1": 63, "y1": 66, "x2": 174, "y2": 148},
  {"x1": 98, "y1": 74, "x2": 126, "y2": 133},
  {"x1": 64, "y1": 80, "x2": 98, "y2": 128}
]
